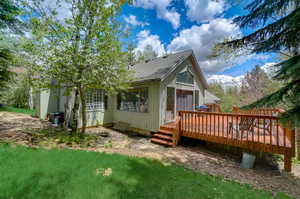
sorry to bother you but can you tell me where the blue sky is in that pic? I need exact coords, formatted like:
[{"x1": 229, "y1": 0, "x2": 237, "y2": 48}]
[{"x1": 119, "y1": 0, "x2": 278, "y2": 80}]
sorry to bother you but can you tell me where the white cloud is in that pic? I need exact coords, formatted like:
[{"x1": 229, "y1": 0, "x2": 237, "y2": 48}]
[
  {"x1": 261, "y1": 62, "x2": 277, "y2": 77},
  {"x1": 124, "y1": 15, "x2": 148, "y2": 27},
  {"x1": 206, "y1": 62, "x2": 278, "y2": 88},
  {"x1": 184, "y1": 0, "x2": 225, "y2": 23},
  {"x1": 133, "y1": 0, "x2": 180, "y2": 29},
  {"x1": 31, "y1": 0, "x2": 72, "y2": 20},
  {"x1": 135, "y1": 30, "x2": 166, "y2": 56},
  {"x1": 167, "y1": 18, "x2": 241, "y2": 74},
  {"x1": 207, "y1": 74, "x2": 244, "y2": 87}
]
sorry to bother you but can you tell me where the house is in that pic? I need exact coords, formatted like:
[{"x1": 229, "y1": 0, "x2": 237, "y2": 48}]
[
  {"x1": 203, "y1": 90, "x2": 221, "y2": 112},
  {"x1": 204, "y1": 90, "x2": 220, "y2": 104},
  {"x1": 36, "y1": 49, "x2": 209, "y2": 135}
]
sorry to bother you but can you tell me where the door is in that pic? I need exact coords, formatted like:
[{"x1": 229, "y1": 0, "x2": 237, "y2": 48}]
[
  {"x1": 165, "y1": 87, "x2": 175, "y2": 122},
  {"x1": 176, "y1": 90, "x2": 194, "y2": 112}
]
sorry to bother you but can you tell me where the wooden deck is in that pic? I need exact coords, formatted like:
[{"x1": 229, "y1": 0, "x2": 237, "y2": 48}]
[{"x1": 155, "y1": 111, "x2": 295, "y2": 172}]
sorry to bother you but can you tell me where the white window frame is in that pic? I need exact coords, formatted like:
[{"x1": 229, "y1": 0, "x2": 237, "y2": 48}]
[{"x1": 85, "y1": 89, "x2": 106, "y2": 111}]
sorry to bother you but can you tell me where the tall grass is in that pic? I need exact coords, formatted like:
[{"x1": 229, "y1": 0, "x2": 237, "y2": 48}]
[{"x1": 0, "y1": 106, "x2": 35, "y2": 115}]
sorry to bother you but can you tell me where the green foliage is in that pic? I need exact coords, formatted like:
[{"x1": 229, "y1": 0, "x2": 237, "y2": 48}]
[
  {"x1": 24, "y1": 0, "x2": 133, "y2": 134},
  {"x1": 226, "y1": 0, "x2": 300, "y2": 53},
  {"x1": 208, "y1": 83, "x2": 242, "y2": 112},
  {"x1": 136, "y1": 44, "x2": 158, "y2": 62},
  {"x1": 208, "y1": 65, "x2": 282, "y2": 112},
  {"x1": 240, "y1": 65, "x2": 283, "y2": 106},
  {"x1": 24, "y1": 128, "x2": 98, "y2": 147},
  {"x1": 0, "y1": 106, "x2": 35, "y2": 115},
  {"x1": 0, "y1": 73, "x2": 31, "y2": 108},
  {"x1": 0, "y1": 144, "x2": 294, "y2": 199},
  {"x1": 0, "y1": 47, "x2": 14, "y2": 93},
  {"x1": 0, "y1": 0, "x2": 23, "y2": 33},
  {"x1": 0, "y1": 0, "x2": 26, "y2": 99},
  {"x1": 219, "y1": 0, "x2": 300, "y2": 126},
  {"x1": 126, "y1": 43, "x2": 136, "y2": 65}
]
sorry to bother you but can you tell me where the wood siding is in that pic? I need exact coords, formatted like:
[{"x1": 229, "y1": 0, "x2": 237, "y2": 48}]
[{"x1": 159, "y1": 59, "x2": 205, "y2": 125}]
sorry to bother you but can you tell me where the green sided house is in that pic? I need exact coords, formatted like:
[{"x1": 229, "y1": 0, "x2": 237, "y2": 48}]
[{"x1": 35, "y1": 49, "x2": 210, "y2": 135}]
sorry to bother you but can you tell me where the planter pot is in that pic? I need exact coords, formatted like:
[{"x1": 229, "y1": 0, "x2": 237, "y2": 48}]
[{"x1": 241, "y1": 152, "x2": 256, "y2": 169}]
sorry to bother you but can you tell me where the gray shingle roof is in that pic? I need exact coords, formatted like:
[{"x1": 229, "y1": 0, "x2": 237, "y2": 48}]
[
  {"x1": 204, "y1": 90, "x2": 221, "y2": 104},
  {"x1": 130, "y1": 49, "x2": 193, "y2": 82}
]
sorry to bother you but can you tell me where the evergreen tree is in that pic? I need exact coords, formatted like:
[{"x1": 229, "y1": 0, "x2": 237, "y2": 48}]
[
  {"x1": 126, "y1": 43, "x2": 136, "y2": 66},
  {"x1": 0, "y1": 0, "x2": 23, "y2": 33},
  {"x1": 221, "y1": 0, "x2": 300, "y2": 125},
  {"x1": 0, "y1": 0, "x2": 23, "y2": 97},
  {"x1": 136, "y1": 44, "x2": 158, "y2": 62}
]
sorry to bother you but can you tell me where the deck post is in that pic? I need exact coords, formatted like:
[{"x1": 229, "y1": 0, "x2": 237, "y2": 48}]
[
  {"x1": 296, "y1": 126, "x2": 300, "y2": 161},
  {"x1": 284, "y1": 151, "x2": 292, "y2": 172},
  {"x1": 178, "y1": 112, "x2": 182, "y2": 144}
]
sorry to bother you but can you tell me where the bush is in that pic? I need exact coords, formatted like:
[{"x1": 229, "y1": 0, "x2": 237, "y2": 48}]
[{"x1": 0, "y1": 73, "x2": 30, "y2": 108}]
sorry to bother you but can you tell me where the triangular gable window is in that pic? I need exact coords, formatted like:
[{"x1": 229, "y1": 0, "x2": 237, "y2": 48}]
[{"x1": 176, "y1": 70, "x2": 194, "y2": 85}]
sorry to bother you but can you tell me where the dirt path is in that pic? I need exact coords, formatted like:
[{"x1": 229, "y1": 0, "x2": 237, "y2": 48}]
[
  {"x1": 1, "y1": 111, "x2": 300, "y2": 198},
  {"x1": 0, "y1": 112, "x2": 50, "y2": 143}
]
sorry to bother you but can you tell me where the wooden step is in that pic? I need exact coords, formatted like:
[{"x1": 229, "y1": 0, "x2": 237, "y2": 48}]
[
  {"x1": 158, "y1": 129, "x2": 174, "y2": 135},
  {"x1": 153, "y1": 133, "x2": 173, "y2": 141},
  {"x1": 160, "y1": 125, "x2": 175, "y2": 132},
  {"x1": 151, "y1": 138, "x2": 174, "y2": 147}
]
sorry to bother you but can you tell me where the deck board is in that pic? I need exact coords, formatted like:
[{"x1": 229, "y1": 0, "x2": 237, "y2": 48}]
[
  {"x1": 164, "y1": 114, "x2": 292, "y2": 148},
  {"x1": 161, "y1": 111, "x2": 295, "y2": 172}
]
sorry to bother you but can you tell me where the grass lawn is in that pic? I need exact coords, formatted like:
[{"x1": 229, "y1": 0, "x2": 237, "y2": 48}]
[
  {"x1": 0, "y1": 144, "x2": 292, "y2": 199},
  {"x1": 0, "y1": 106, "x2": 35, "y2": 115}
]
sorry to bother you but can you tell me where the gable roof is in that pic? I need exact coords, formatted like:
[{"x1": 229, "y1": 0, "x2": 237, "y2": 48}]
[
  {"x1": 130, "y1": 49, "x2": 208, "y2": 88},
  {"x1": 204, "y1": 90, "x2": 221, "y2": 104}
]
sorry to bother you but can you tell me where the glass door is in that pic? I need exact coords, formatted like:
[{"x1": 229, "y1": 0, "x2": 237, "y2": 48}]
[
  {"x1": 165, "y1": 87, "x2": 175, "y2": 122},
  {"x1": 176, "y1": 90, "x2": 194, "y2": 111}
]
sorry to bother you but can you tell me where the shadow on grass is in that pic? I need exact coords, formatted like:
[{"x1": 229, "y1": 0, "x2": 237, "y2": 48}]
[
  {"x1": 104, "y1": 158, "x2": 291, "y2": 199},
  {"x1": 2, "y1": 171, "x2": 71, "y2": 199},
  {"x1": 0, "y1": 144, "x2": 293, "y2": 199}
]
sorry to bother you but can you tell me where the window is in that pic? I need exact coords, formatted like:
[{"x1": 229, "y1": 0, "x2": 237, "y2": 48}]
[
  {"x1": 85, "y1": 89, "x2": 107, "y2": 111},
  {"x1": 176, "y1": 70, "x2": 194, "y2": 85},
  {"x1": 117, "y1": 88, "x2": 148, "y2": 113}
]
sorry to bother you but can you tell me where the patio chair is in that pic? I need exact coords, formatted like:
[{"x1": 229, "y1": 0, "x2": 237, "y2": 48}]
[
  {"x1": 253, "y1": 118, "x2": 272, "y2": 135},
  {"x1": 228, "y1": 117, "x2": 256, "y2": 139}
]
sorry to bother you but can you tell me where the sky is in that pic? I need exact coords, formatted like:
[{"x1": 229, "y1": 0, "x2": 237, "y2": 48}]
[
  {"x1": 30, "y1": 0, "x2": 280, "y2": 86},
  {"x1": 119, "y1": 0, "x2": 280, "y2": 85}
]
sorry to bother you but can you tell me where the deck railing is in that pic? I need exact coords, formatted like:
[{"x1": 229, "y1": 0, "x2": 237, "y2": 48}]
[
  {"x1": 177, "y1": 111, "x2": 295, "y2": 171},
  {"x1": 232, "y1": 106, "x2": 285, "y2": 116}
]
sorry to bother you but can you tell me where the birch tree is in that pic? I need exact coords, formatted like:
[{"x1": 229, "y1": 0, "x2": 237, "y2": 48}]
[{"x1": 25, "y1": 0, "x2": 133, "y2": 136}]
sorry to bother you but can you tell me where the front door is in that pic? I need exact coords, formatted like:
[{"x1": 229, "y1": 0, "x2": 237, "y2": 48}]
[{"x1": 176, "y1": 90, "x2": 194, "y2": 112}]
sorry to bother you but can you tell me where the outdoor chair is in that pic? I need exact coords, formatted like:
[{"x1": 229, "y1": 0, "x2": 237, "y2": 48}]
[
  {"x1": 228, "y1": 117, "x2": 256, "y2": 139},
  {"x1": 253, "y1": 118, "x2": 272, "y2": 135}
]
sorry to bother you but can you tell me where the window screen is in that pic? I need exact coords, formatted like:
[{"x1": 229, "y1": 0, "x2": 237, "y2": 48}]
[{"x1": 117, "y1": 88, "x2": 148, "y2": 113}]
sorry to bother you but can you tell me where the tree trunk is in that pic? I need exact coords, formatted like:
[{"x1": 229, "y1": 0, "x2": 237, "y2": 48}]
[
  {"x1": 29, "y1": 87, "x2": 34, "y2": 110},
  {"x1": 71, "y1": 87, "x2": 80, "y2": 135},
  {"x1": 64, "y1": 88, "x2": 75, "y2": 130},
  {"x1": 79, "y1": 86, "x2": 87, "y2": 136}
]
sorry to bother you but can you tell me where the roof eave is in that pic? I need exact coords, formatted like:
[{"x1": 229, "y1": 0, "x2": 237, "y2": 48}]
[{"x1": 190, "y1": 52, "x2": 209, "y2": 89}]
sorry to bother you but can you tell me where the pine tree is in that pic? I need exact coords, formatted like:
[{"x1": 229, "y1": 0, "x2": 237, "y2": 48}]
[
  {"x1": 0, "y1": 0, "x2": 22, "y2": 33},
  {"x1": 222, "y1": 0, "x2": 300, "y2": 126},
  {"x1": 0, "y1": 0, "x2": 23, "y2": 95}
]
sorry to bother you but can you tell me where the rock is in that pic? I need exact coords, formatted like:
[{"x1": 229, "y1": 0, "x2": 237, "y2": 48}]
[{"x1": 98, "y1": 131, "x2": 110, "y2": 137}]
